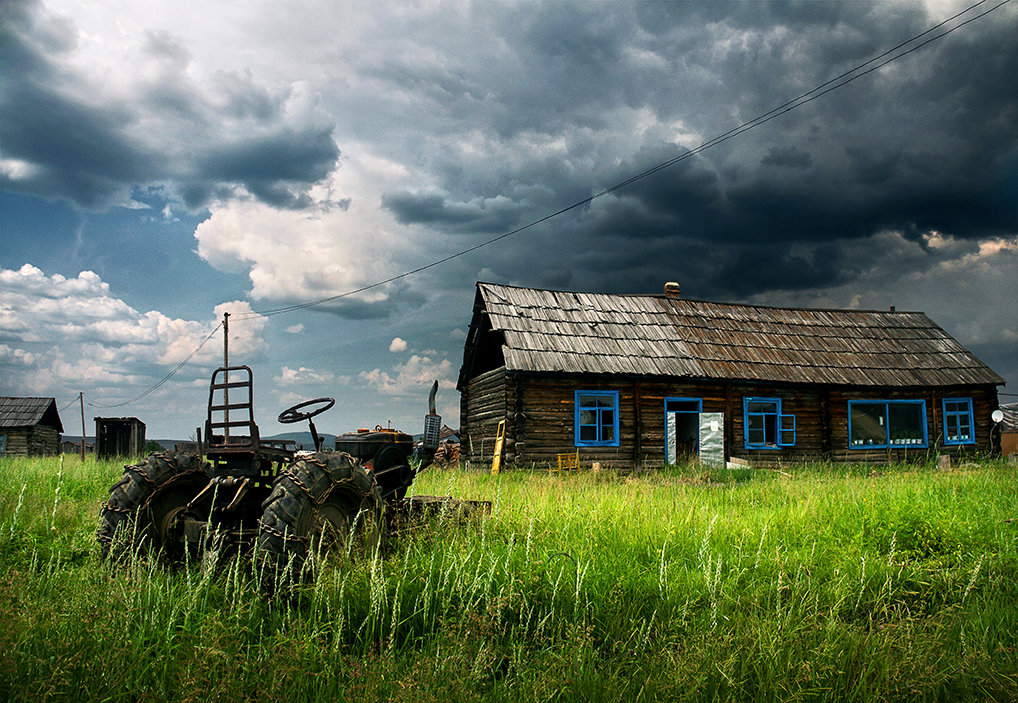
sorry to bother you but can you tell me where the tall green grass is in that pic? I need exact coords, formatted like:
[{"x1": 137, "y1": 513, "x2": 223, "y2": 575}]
[{"x1": 1, "y1": 455, "x2": 1016, "y2": 701}]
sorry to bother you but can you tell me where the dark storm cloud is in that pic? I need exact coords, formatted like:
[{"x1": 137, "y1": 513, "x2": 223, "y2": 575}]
[
  {"x1": 298, "y1": 280, "x2": 427, "y2": 321},
  {"x1": 373, "y1": 0, "x2": 1015, "y2": 297},
  {"x1": 706, "y1": 243, "x2": 854, "y2": 297},
  {"x1": 382, "y1": 190, "x2": 528, "y2": 234},
  {"x1": 577, "y1": 24, "x2": 1013, "y2": 297},
  {"x1": 761, "y1": 146, "x2": 813, "y2": 169},
  {"x1": 200, "y1": 129, "x2": 339, "y2": 209},
  {"x1": 4, "y1": 0, "x2": 1015, "y2": 312},
  {"x1": 0, "y1": 1, "x2": 339, "y2": 211},
  {"x1": 0, "y1": 5, "x2": 151, "y2": 207}
]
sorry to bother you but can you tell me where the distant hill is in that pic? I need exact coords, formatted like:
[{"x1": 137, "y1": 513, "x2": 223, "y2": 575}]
[{"x1": 263, "y1": 431, "x2": 338, "y2": 451}]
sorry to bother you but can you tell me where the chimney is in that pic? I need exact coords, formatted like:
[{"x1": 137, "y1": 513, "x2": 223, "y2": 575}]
[{"x1": 663, "y1": 281, "x2": 681, "y2": 299}]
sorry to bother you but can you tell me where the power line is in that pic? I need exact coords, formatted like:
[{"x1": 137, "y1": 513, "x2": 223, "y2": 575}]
[
  {"x1": 234, "y1": 0, "x2": 1010, "y2": 321},
  {"x1": 84, "y1": 322, "x2": 223, "y2": 409}
]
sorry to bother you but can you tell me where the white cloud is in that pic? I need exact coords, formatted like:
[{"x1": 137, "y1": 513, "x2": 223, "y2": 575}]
[
  {"x1": 1, "y1": 158, "x2": 44, "y2": 181},
  {"x1": 937, "y1": 237, "x2": 1018, "y2": 273},
  {"x1": 745, "y1": 231, "x2": 1018, "y2": 348},
  {"x1": 192, "y1": 147, "x2": 420, "y2": 308},
  {"x1": 286, "y1": 323, "x2": 305, "y2": 334},
  {"x1": 359, "y1": 354, "x2": 455, "y2": 396},
  {"x1": 275, "y1": 365, "x2": 336, "y2": 385},
  {"x1": 0, "y1": 345, "x2": 37, "y2": 368},
  {"x1": 7, "y1": 1, "x2": 340, "y2": 210},
  {"x1": 214, "y1": 301, "x2": 267, "y2": 361},
  {"x1": 0, "y1": 264, "x2": 265, "y2": 402},
  {"x1": 389, "y1": 337, "x2": 408, "y2": 353}
]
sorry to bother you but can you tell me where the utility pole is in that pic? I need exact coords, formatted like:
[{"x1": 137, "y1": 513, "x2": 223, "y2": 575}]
[
  {"x1": 223, "y1": 311, "x2": 230, "y2": 444},
  {"x1": 223, "y1": 311, "x2": 230, "y2": 369},
  {"x1": 80, "y1": 392, "x2": 86, "y2": 461}
]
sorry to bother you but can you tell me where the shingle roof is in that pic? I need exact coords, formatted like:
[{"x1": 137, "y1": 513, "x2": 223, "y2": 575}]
[
  {"x1": 472, "y1": 283, "x2": 1004, "y2": 388},
  {"x1": 0, "y1": 397, "x2": 64, "y2": 432}
]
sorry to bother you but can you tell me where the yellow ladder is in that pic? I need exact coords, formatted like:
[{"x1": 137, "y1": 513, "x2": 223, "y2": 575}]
[{"x1": 490, "y1": 420, "x2": 506, "y2": 475}]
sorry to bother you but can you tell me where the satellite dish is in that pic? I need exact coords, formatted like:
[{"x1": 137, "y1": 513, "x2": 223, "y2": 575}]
[{"x1": 992, "y1": 409, "x2": 1004, "y2": 423}]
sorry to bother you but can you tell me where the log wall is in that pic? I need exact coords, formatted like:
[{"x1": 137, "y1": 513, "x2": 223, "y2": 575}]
[
  {"x1": 460, "y1": 366, "x2": 508, "y2": 466},
  {"x1": 828, "y1": 384, "x2": 999, "y2": 463},
  {"x1": 0, "y1": 426, "x2": 60, "y2": 456},
  {"x1": 459, "y1": 370, "x2": 1000, "y2": 469}
]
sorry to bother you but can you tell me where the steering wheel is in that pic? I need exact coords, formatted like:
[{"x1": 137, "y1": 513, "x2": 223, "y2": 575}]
[{"x1": 277, "y1": 397, "x2": 335, "y2": 424}]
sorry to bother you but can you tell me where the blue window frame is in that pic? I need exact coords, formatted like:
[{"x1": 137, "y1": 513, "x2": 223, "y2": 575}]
[
  {"x1": 942, "y1": 398, "x2": 975, "y2": 445},
  {"x1": 848, "y1": 400, "x2": 928, "y2": 449},
  {"x1": 574, "y1": 390, "x2": 620, "y2": 447},
  {"x1": 743, "y1": 397, "x2": 795, "y2": 450}
]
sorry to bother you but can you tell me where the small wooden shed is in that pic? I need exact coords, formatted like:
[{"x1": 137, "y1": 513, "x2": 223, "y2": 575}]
[
  {"x1": 999, "y1": 403, "x2": 1018, "y2": 458},
  {"x1": 0, "y1": 397, "x2": 64, "y2": 456},
  {"x1": 95, "y1": 417, "x2": 146, "y2": 458},
  {"x1": 458, "y1": 282, "x2": 1005, "y2": 468}
]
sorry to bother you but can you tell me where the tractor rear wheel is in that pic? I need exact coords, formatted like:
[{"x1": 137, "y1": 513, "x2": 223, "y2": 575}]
[
  {"x1": 256, "y1": 452, "x2": 383, "y2": 593},
  {"x1": 97, "y1": 451, "x2": 211, "y2": 563}
]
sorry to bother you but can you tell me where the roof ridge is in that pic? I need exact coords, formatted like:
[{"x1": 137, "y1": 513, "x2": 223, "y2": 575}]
[{"x1": 477, "y1": 281, "x2": 925, "y2": 316}]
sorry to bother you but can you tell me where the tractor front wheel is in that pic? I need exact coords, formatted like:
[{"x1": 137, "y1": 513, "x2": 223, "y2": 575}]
[
  {"x1": 97, "y1": 451, "x2": 211, "y2": 563},
  {"x1": 256, "y1": 452, "x2": 383, "y2": 593}
]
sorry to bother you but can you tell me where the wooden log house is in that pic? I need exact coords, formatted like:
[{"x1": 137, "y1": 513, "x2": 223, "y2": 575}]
[
  {"x1": 457, "y1": 282, "x2": 1005, "y2": 468},
  {"x1": 0, "y1": 397, "x2": 64, "y2": 456}
]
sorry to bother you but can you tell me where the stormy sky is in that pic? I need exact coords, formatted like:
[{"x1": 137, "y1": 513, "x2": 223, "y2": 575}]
[{"x1": 2, "y1": 0, "x2": 1016, "y2": 440}]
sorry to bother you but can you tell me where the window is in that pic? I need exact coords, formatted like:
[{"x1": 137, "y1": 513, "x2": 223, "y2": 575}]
[
  {"x1": 574, "y1": 391, "x2": 620, "y2": 447},
  {"x1": 943, "y1": 398, "x2": 975, "y2": 445},
  {"x1": 848, "y1": 400, "x2": 927, "y2": 448},
  {"x1": 743, "y1": 397, "x2": 795, "y2": 449}
]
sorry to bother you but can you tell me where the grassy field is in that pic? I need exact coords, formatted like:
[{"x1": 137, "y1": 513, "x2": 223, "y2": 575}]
[{"x1": 1, "y1": 454, "x2": 1016, "y2": 702}]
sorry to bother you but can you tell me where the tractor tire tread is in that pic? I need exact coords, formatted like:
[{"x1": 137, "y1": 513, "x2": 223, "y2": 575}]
[
  {"x1": 96, "y1": 450, "x2": 210, "y2": 561},
  {"x1": 256, "y1": 451, "x2": 382, "y2": 592}
]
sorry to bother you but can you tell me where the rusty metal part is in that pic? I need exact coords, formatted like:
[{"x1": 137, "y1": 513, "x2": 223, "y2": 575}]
[{"x1": 224, "y1": 477, "x2": 251, "y2": 512}]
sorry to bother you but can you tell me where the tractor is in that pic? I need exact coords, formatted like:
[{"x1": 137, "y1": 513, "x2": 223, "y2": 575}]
[{"x1": 96, "y1": 365, "x2": 470, "y2": 589}]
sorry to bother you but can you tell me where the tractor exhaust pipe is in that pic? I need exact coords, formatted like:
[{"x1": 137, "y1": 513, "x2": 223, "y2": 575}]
[
  {"x1": 410, "y1": 380, "x2": 443, "y2": 475},
  {"x1": 423, "y1": 380, "x2": 441, "y2": 452}
]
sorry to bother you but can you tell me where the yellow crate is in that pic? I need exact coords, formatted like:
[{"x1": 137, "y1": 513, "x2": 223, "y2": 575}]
[{"x1": 551, "y1": 451, "x2": 580, "y2": 474}]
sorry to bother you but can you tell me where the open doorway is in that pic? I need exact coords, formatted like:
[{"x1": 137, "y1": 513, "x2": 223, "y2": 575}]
[{"x1": 665, "y1": 398, "x2": 702, "y2": 464}]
